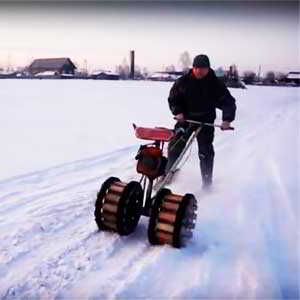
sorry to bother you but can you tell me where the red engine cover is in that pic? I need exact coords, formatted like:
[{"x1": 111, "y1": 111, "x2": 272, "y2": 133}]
[{"x1": 135, "y1": 127, "x2": 174, "y2": 142}]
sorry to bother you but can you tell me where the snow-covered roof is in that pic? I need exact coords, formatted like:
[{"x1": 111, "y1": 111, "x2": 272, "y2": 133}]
[
  {"x1": 30, "y1": 58, "x2": 76, "y2": 70},
  {"x1": 287, "y1": 72, "x2": 300, "y2": 79},
  {"x1": 149, "y1": 73, "x2": 180, "y2": 81},
  {"x1": 0, "y1": 71, "x2": 16, "y2": 75},
  {"x1": 91, "y1": 70, "x2": 118, "y2": 76},
  {"x1": 61, "y1": 73, "x2": 74, "y2": 77},
  {"x1": 35, "y1": 71, "x2": 57, "y2": 76},
  {"x1": 150, "y1": 73, "x2": 168, "y2": 78},
  {"x1": 149, "y1": 72, "x2": 174, "y2": 78}
]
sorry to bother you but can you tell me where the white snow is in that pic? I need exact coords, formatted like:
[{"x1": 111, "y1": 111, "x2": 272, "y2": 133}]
[
  {"x1": 0, "y1": 80, "x2": 299, "y2": 299},
  {"x1": 34, "y1": 71, "x2": 58, "y2": 76}
]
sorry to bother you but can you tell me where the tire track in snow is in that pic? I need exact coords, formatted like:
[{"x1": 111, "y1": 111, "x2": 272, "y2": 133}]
[
  {"x1": 0, "y1": 146, "x2": 138, "y2": 189},
  {"x1": 2, "y1": 219, "x2": 163, "y2": 299},
  {"x1": 0, "y1": 146, "x2": 143, "y2": 298},
  {"x1": 0, "y1": 146, "x2": 137, "y2": 220},
  {"x1": 1, "y1": 187, "x2": 126, "y2": 298},
  {"x1": 1, "y1": 228, "x2": 123, "y2": 299},
  {"x1": 0, "y1": 191, "x2": 95, "y2": 266},
  {"x1": 0, "y1": 145, "x2": 138, "y2": 201},
  {"x1": 60, "y1": 219, "x2": 166, "y2": 299}
]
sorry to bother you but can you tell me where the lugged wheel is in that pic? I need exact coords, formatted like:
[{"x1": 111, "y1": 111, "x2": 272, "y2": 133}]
[
  {"x1": 148, "y1": 190, "x2": 197, "y2": 248},
  {"x1": 148, "y1": 188, "x2": 171, "y2": 245},
  {"x1": 117, "y1": 181, "x2": 143, "y2": 235},
  {"x1": 95, "y1": 176, "x2": 120, "y2": 230},
  {"x1": 94, "y1": 177, "x2": 143, "y2": 236}
]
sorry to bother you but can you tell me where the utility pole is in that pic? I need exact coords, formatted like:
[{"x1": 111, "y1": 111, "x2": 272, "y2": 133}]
[{"x1": 130, "y1": 50, "x2": 135, "y2": 80}]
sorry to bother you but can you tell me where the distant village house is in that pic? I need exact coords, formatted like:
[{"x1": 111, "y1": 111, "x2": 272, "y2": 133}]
[
  {"x1": 28, "y1": 57, "x2": 76, "y2": 75},
  {"x1": 148, "y1": 71, "x2": 183, "y2": 82},
  {"x1": 91, "y1": 70, "x2": 120, "y2": 80},
  {"x1": 286, "y1": 72, "x2": 300, "y2": 85}
]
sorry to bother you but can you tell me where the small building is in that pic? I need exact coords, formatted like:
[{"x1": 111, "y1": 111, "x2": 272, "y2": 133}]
[
  {"x1": 0, "y1": 71, "x2": 17, "y2": 79},
  {"x1": 163, "y1": 71, "x2": 184, "y2": 77},
  {"x1": 148, "y1": 71, "x2": 182, "y2": 82},
  {"x1": 286, "y1": 72, "x2": 300, "y2": 86},
  {"x1": 28, "y1": 57, "x2": 76, "y2": 75},
  {"x1": 91, "y1": 70, "x2": 119, "y2": 80}
]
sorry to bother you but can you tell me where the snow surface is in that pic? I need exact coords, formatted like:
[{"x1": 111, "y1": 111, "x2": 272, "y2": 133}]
[{"x1": 0, "y1": 80, "x2": 299, "y2": 299}]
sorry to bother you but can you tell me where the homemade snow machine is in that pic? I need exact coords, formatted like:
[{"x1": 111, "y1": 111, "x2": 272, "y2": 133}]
[
  {"x1": 94, "y1": 121, "x2": 202, "y2": 248},
  {"x1": 94, "y1": 119, "x2": 234, "y2": 247}
]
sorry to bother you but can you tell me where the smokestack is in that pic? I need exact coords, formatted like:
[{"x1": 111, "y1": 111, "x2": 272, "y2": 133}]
[{"x1": 130, "y1": 50, "x2": 135, "y2": 80}]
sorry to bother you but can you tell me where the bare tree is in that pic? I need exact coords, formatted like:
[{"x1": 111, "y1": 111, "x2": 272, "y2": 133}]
[
  {"x1": 275, "y1": 72, "x2": 286, "y2": 83},
  {"x1": 134, "y1": 65, "x2": 143, "y2": 79},
  {"x1": 243, "y1": 71, "x2": 256, "y2": 84},
  {"x1": 142, "y1": 67, "x2": 149, "y2": 78},
  {"x1": 179, "y1": 51, "x2": 191, "y2": 72},
  {"x1": 116, "y1": 58, "x2": 130, "y2": 79},
  {"x1": 165, "y1": 65, "x2": 176, "y2": 72},
  {"x1": 264, "y1": 71, "x2": 276, "y2": 84},
  {"x1": 228, "y1": 64, "x2": 239, "y2": 81}
]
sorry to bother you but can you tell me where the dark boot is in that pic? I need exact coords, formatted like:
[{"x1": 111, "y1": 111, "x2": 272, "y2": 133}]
[
  {"x1": 197, "y1": 126, "x2": 215, "y2": 189},
  {"x1": 200, "y1": 154, "x2": 214, "y2": 189}
]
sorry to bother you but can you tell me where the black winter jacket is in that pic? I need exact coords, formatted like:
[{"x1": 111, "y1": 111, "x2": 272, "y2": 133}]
[{"x1": 168, "y1": 69, "x2": 236, "y2": 123}]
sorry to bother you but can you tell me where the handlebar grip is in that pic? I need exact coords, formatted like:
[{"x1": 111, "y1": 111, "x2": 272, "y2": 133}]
[
  {"x1": 174, "y1": 117, "x2": 184, "y2": 121},
  {"x1": 221, "y1": 126, "x2": 235, "y2": 131}
]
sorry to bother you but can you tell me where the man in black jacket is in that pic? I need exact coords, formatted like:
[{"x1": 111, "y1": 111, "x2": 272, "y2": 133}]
[{"x1": 166, "y1": 54, "x2": 236, "y2": 189}]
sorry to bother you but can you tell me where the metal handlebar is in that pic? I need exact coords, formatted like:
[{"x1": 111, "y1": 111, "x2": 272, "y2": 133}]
[{"x1": 174, "y1": 117, "x2": 234, "y2": 130}]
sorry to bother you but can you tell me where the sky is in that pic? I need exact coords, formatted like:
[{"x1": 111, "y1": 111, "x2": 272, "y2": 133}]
[{"x1": 0, "y1": 1, "x2": 299, "y2": 74}]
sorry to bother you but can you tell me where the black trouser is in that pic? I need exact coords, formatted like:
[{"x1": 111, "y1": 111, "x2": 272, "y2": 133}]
[{"x1": 165, "y1": 122, "x2": 215, "y2": 185}]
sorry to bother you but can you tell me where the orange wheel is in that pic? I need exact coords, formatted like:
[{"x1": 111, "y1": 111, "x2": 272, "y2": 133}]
[
  {"x1": 95, "y1": 178, "x2": 143, "y2": 235},
  {"x1": 148, "y1": 190, "x2": 197, "y2": 248}
]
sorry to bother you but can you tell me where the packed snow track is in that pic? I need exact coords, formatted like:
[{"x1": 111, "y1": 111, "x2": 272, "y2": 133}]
[{"x1": 0, "y1": 80, "x2": 298, "y2": 299}]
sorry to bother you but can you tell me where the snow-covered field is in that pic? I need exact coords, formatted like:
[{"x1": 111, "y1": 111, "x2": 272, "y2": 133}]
[{"x1": 0, "y1": 79, "x2": 299, "y2": 299}]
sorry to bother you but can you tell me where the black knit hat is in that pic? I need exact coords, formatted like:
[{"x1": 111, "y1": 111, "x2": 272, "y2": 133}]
[{"x1": 193, "y1": 54, "x2": 210, "y2": 68}]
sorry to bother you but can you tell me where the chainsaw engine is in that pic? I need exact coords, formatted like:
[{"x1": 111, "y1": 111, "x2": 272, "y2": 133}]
[{"x1": 135, "y1": 145, "x2": 168, "y2": 180}]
